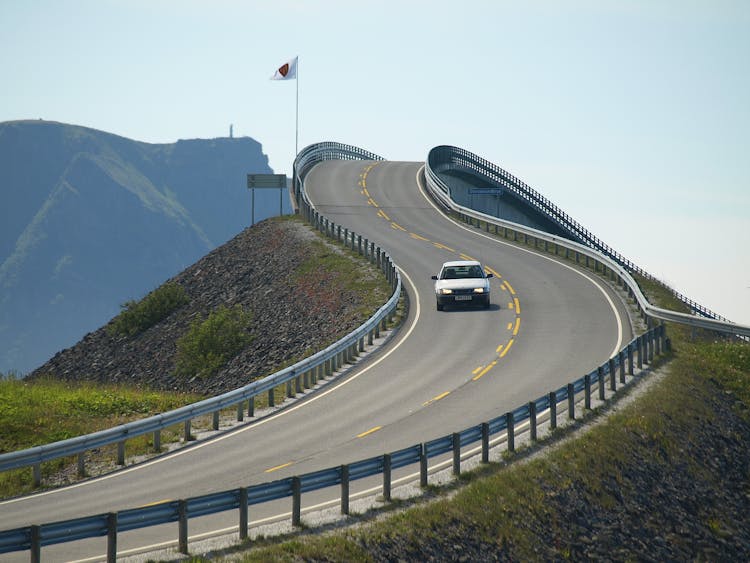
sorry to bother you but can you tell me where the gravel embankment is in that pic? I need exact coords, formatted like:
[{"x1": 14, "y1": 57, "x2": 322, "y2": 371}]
[{"x1": 29, "y1": 218, "x2": 382, "y2": 396}]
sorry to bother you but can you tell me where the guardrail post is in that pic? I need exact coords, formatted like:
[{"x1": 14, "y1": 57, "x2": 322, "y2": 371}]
[
  {"x1": 213, "y1": 410, "x2": 220, "y2": 431},
  {"x1": 78, "y1": 452, "x2": 86, "y2": 477},
  {"x1": 584, "y1": 374, "x2": 591, "y2": 410},
  {"x1": 506, "y1": 412, "x2": 514, "y2": 452},
  {"x1": 30, "y1": 524, "x2": 41, "y2": 563},
  {"x1": 383, "y1": 454, "x2": 392, "y2": 502},
  {"x1": 303, "y1": 370, "x2": 310, "y2": 389},
  {"x1": 107, "y1": 512, "x2": 117, "y2": 563},
  {"x1": 295, "y1": 374, "x2": 303, "y2": 394},
  {"x1": 178, "y1": 499, "x2": 188, "y2": 554},
  {"x1": 548, "y1": 392, "x2": 557, "y2": 430},
  {"x1": 292, "y1": 476, "x2": 302, "y2": 526},
  {"x1": 452, "y1": 433, "x2": 461, "y2": 476},
  {"x1": 268, "y1": 388, "x2": 275, "y2": 407},
  {"x1": 655, "y1": 325, "x2": 662, "y2": 356},
  {"x1": 529, "y1": 402, "x2": 537, "y2": 441},
  {"x1": 619, "y1": 351, "x2": 626, "y2": 384},
  {"x1": 237, "y1": 402, "x2": 244, "y2": 422},
  {"x1": 647, "y1": 330, "x2": 654, "y2": 363},
  {"x1": 184, "y1": 419, "x2": 192, "y2": 442},
  {"x1": 117, "y1": 440, "x2": 125, "y2": 465},
  {"x1": 609, "y1": 358, "x2": 617, "y2": 392},
  {"x1": 33, "y1": 463, "x2": 41, "y2": 487},
  {"x1": 567, "y1": 383, "x2": 575, "y2": 419},
  {"x1": 628, "y1": 344, "x2": 634, "y2": 375},
  {"x1": 598, "y1": 366, "x2": 605, "y2": 400},
  {"x1": 637, "y1": 336, "x2": 644, "y2": 369},
  {"x1": 358, "y1": 234, "x2": 362, "y2": 255},
  {"x1": 341, "y1": 464, "x2": 350, "y2": 515},
  {"x1": 481, "y1": 422, "x2": 490, "y2": 463},
  {"x1": 239, "y1": 487, "x2": 249, "y2": 541},
  {"x1": 420, "y1": 443, "x2": 428, "y2": 487},
  {"x1": 153, "y1": 429, "x2": 161, "y2": 452},
  {"x1": 248, "y1": 397, "x2": 255, "y2": 418}
]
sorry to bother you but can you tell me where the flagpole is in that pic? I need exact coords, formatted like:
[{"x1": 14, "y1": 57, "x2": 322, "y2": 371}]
[{"x1": 295, "y1": 58, "x2": 299, "y2": 157}]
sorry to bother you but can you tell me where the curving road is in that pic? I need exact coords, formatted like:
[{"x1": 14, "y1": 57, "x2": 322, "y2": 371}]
[{"x1": 0, "y1": 160, "x2": 633, "y2": 561}]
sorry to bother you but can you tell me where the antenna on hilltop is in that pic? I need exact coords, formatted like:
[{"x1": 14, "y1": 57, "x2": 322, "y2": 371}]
[{"x1": 230, "y1": 124, "x2": 234, "y2": 138}]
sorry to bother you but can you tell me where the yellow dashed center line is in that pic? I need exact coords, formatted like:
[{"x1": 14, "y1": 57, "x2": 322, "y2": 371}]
[
  {"x1": 459, "y1": 253, "x2": 476, "y2": 261},
  {"x1": 472, "y1": 366, "x2": 483, "y2": 375},
  {"x1": 423, "y1": 391, "x2": 450, "y2": 406},
  {"x1": 473, "y1": 360, "x2": 497, "y2": 381},
  {"x1": 513, "y1": 317, "x2": 521, "y2": 336},
  {"x1": 496, "y1": 343, "x2": 504, "y2": 354},
  {"x1": 367, "y1": 198, "x2": 378, "y2": 207},
  {"x1": 433, "y1": 242, "x2": 455, "y2": 252},
  {"x1": 514, "y1": 297, "x2": 521, "y2": 314},
  {"x1": 410, "y1": 233, "x2": 430, "y2": 241},
  {"x1": 357, "y1": 425, "x2": 383, "y2": 439},
  {"x1": 265, "y1": 461, "x2": 294, "y2": 473},
  {"x1": 508, "y1": 302, "x2": 514, "y2": 309},
  {"x1": 506, "y1": 322, "x2": 513, "y2": 331},
  {"x1": 377, "y1": 209, "x2": 390, "y2": 221},
  {"x1": 500, "y1": 338, "x2": 515, "y2": 358},
  {"x1": 505, "y1": 280, "x2": 516, "y2": 295},
  {"x1": 391, "y1": 222, "x2": 407, "y2": 231}
]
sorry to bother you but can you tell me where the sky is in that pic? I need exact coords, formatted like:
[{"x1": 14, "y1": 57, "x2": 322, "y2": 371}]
[{"x1": 2, "y1": 0, "x2": 749, "y2": 326}]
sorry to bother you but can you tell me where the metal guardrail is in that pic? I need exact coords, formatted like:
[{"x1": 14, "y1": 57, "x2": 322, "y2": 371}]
[
  {"x1": 0, "y1": 326, "x2": 666, "y2": 559},
  {"x1": 0, "y1": 143, "x2": 400, "y2": 483},
  {"x1": 425, "y1": 145, "x2": 750, "y2": 339}
]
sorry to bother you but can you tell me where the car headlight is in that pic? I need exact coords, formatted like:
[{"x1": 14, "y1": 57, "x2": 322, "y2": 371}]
[
  {"x1": 473, "y1": 287, "x2": 487, "y2": 294},
  {"x1": 439, "y1": 288, "x2": 453, "y2": 295}
]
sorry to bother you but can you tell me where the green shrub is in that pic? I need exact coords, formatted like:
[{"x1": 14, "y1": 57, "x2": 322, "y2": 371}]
[
  {"x1": 175, "y1": 305, "x2": 254, "y2": 378},
  {"x1": 109, "y1": 282, "x2": 189, "y2": 337}
]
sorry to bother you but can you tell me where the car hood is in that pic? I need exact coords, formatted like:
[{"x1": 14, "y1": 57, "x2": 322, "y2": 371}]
[{"x1": 434, "y1": 279, "x2": 488, "y2": 291}]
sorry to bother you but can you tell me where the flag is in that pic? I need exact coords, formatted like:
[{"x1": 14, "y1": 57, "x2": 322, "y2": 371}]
[{"x1": 271, "y1": 56, "x2": 298, "y2": 80}]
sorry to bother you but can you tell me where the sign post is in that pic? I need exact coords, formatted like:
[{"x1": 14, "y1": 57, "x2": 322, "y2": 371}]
[{"x1": 247, "y1": 174, "x2": 287, "y2": 225}]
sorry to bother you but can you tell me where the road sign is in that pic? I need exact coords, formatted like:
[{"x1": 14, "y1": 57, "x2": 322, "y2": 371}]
[
  {"x1": 469, "y1": 188, "x2": 503, "y2": 196},
  {"x1": 246, "y1": 174, "x2": 288, "y2": 225},
  {"x1": 247, "y1": 174, "x2": 287, "y2": 189}
]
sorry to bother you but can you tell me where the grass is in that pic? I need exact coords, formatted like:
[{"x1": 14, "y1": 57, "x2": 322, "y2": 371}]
[
  {"x1": 0, "y1": 376, "x2": 201, "y2": 497},
  {"x1": 108, "y1": 281, "x2": 189, "y2": 337},
  {"x1": 175, "y1": 304, "x2": 254, "y2": 378},
  {"x1": 294, "y1": 237, "x2": 391, "y2": 321}
]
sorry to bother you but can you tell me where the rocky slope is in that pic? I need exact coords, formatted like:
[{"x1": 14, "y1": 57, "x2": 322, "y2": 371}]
[{"x1": 29, "y1": 217, "x2": 385, "y2": 396}]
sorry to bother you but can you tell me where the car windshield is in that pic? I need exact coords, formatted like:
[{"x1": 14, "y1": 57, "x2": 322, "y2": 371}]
[{"x1": 442, "y1": 265, "x2": 483, "y2": 280}]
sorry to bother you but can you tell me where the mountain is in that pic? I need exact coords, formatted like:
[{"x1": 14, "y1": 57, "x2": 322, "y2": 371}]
[{"x1": 0, "y1": 120, "x2": 290, "y2": 374}]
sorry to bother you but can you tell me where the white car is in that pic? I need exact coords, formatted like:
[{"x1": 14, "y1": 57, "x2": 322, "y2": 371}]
[{"x1": 431, "y1": 260, "x2": 492, "y2": 311}]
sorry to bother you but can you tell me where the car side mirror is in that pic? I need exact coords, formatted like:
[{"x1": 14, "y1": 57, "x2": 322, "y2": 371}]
[
  {"x1": 486, "y1": 273, "x2": 493, "y2": 278},
  {"x1": 431, "y1": 275, "x2": 438, "y2": 280}
]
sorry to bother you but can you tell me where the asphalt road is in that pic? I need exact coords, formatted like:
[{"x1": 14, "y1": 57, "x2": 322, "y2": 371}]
[{"x1": 0, "y1": 160, "x2": 633, "y2": 561}]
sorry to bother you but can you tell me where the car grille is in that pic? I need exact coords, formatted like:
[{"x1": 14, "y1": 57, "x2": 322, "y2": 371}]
[{"x1": 452, "y1": 288, "x2": 475, "y2": 295}]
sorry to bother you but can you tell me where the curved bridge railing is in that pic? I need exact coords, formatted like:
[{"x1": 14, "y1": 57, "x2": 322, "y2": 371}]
[
  {"x1": 0, "y1": 143, "x2": 400, "y2": 485},
  {"x1": 426, "y1": 145, "x2": 750, "y2": 338},
  {"x1": 427, "y1": 145, "x2": 733, "y2": 323}
]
